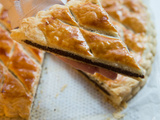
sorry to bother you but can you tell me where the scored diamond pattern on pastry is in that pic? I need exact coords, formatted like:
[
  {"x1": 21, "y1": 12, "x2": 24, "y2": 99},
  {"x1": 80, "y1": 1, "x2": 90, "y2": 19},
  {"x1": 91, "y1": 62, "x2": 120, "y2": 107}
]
[
  {"x1": 11, "y1": 0, "x2": 144, "y2": 78},
  {"x1": 0, "y1": 4, "x2": 44, "y2": 119}
]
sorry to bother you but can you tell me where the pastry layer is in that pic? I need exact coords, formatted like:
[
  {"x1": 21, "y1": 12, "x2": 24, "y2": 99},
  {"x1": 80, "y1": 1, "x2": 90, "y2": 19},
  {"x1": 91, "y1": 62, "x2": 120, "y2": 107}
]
[{"x1": 24, "y1": 39, "x2": 143, "y2": 78}]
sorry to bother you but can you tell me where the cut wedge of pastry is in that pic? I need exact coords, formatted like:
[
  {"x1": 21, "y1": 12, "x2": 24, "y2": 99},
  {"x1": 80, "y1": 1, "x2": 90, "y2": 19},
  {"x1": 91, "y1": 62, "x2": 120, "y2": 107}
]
[
  {"x1": 11, "y1": 0, "x2": 144, "y2": 78},
  {"x1": 0, "y1": 3, "x2": 44, "y2": 119}
]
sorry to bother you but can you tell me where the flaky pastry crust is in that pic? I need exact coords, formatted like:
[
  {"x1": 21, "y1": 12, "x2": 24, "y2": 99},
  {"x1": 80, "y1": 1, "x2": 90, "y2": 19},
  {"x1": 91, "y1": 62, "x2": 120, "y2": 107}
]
[
  {"x1": 0, "y1": 4, "x2": 45, "y2": 119},
  {"x1": 82, "y1": 0, "x2": 156, "y2": 107},
  {"x1": 11, "y1": 1, "x2": 144, "y2": 78}
]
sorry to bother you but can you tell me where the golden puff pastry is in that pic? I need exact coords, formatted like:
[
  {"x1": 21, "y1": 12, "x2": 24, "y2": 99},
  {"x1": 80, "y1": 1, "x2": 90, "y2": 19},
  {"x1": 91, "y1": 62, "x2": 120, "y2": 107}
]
[
  {"x1": 0, "y1": 3, "x2": 44, "y2": 119},
  {"x1": 82, "y1": 0, "x2": 156, "y2": 107},
  {"x1": 11, "y1": 0, "x2": 144, "y2": 78}
]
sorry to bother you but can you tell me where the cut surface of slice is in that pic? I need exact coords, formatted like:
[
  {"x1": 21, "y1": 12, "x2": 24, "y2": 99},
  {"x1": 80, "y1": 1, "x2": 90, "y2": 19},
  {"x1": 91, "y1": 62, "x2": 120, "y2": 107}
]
[{"x1": 11, "y1": 0, "x2": 144, "y2": 78}]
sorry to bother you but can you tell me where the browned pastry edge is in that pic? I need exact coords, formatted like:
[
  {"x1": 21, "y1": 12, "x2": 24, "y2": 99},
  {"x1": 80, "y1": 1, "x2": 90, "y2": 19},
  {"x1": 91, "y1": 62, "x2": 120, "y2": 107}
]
[{"x1": 24, "y1": 40, "x2": 144, "y2": 78}]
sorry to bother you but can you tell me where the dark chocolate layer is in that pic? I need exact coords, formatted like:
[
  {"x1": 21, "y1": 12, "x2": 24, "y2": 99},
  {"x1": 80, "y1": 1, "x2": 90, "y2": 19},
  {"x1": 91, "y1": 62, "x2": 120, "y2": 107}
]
[
  {"x1": 24, "y1": 40, "x2": 144, "y2": 78},
  {"x1": 79, "y1": 71, "x2": 111, "y2": 96}
]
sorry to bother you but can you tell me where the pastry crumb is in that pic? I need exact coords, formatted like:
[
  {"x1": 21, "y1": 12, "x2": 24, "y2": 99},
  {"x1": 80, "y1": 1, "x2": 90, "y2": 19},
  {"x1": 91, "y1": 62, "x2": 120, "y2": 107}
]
[
  {"x1": 37, "y1": 104, "x2": 40, "y2": 109},
  {"x1": 60, "y1": 84, "x2": 68, "y2": 92},
  {"x1": 113, "y1": 112, "x2": 125, "y2": 120},
  {"x1": 55, "y1": 85, "x2": 68, "y2": 98},
  {"x1": 44, "y1": 67, "x2": 47, "y2": 70},
  {"x1": 36, "y1": 101, "x2": 41, "y2": 109},
  {"x1": 106, "y1": 118, "x2": 111, "y2": 120},
  {"x1": 40, "y1": 90, "x2": 43, "y2": 94},
  {"x1": 55, "y1": 93, "x2": 59, "y2": 98}
]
